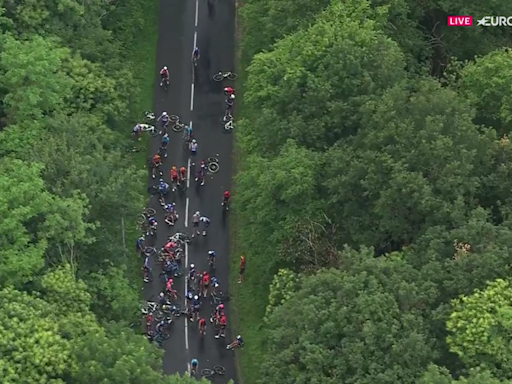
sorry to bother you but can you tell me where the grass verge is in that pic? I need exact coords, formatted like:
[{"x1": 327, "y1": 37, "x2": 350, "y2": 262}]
[{"x1": 229, "y1": 3, "x2": 272, "y2": 384}]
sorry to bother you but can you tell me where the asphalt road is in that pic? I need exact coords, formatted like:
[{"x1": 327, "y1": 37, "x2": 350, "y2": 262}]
[{"x1": 142, "y1": 0, "x2": 236, "y2": 381}]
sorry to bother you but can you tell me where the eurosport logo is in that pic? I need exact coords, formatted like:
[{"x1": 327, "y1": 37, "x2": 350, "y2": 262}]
[{"x1": 448, "y1": 16, "x2": 512, "y2": 26}]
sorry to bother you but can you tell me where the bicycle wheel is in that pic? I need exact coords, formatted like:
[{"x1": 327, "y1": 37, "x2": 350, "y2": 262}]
[
  {"x1": 227, "y1": 72, "x2": 237, "y2": 80},
  {"x1": 169, "y1": 114, "x2": 179, "y2": 122},
  {"x1": 207, "y1": 162, "x2": 219, "y2": 174},
  {"x1": 137, "y1": 214, "x2": 146, "y2": 225},
  {"x1": 224, "y1": 121, "x2": 234, "y2": 131},
  {"x1": 172, "y1": 122, "x2": 184, "y2": 132},
  {"x1": 207, "y1": 156, "x2": 219, "y2": 163},
  {"x1": 145, "y1": 208, "x2": 156, "y2": 216},
  {"x1": 157, "y1": 331, "x2": 170, "y2": 341},
  {"x1": 148, "y1": 127, "x2": 159, "y2": 137},
  {"x1": 212, "y1": 72, "x2": 223, "y2": 81},
  {"x1": 214, "y1": 365, "x2": 226, "y2": 375},
  {"x1": 144, "y1": 246, "x2": 157, "y2": 257},
  {"x1": 201, "y1": 368, "x2": 214, "y2": 377}
]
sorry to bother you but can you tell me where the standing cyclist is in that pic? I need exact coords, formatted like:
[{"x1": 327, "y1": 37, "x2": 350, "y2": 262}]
[
  {"x1": 160, "y1": 66, "x2": 169, "y2": 86},
  {"x1": 192, "y1": 47, "x2": 200, "y2": 66}
]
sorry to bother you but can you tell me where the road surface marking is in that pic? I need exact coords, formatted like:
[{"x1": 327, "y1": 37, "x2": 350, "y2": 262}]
[
  {"x1": 190, "y1": 83, "x2": 194, "y2": 110},
  {"x1": 194, "y1": 0, "x2": 199, "y2": 27},
  {"x1": 187, "y1": 157, "x2": 191, "y2": 188},
  {"x1": 185, "y1": 198, "x2": 189, "y2": 227}
]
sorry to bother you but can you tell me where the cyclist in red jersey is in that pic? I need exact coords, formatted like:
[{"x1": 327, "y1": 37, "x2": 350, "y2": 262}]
[
  {"x1": 222, "y1": 190, "x2": 230, "y2": 208},
  {"x1": 166, "y1": 277, "x2": 173, "y2": 293},
  {"x1": 170, "y1": 166, "x2": 179, "y2": 188},
  {"x1": 215, "y1": 315, "x2": 227, "y2": 338},
  {"x1": 199, "y1": 318, "x2": 206, "y2": 335},
  {"x1": 202, "y1": 272, "x2": 210, "y2": 297},
  {"x1": 179, "y1": 166, "x2": 187, "y2": 182},
  {"x1": 160, "y1": 66, "x2": 169, "y2": 86},
  {"x1": 224, "y1": 86, "x2": 234, "y2": 97}
]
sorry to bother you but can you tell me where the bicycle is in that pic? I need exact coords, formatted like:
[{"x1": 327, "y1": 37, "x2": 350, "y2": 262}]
[
  {"x1": 224, "y1": 119, "x2": 235, "y2": 132},
  {"x1": 138, "y1": 208, "x2": 157, "y2": 226},
  {"x1": 206, "y1": 156, "x2": 220, "y2": 174},
  {"x1": 172, "y1": 118, "x2": 188, "y2": 133},
  {"x1": 210, "y1": 290, "x2": 229, "y2": 307},
  {"x1": 143, "y1": 246, "x2": 157, "y2": 257},
  {"x1": 201, "y1": 365, "x2": 225, "y2": 378},
  {"x1": 139, "y1": 124, "x2": 158, "y2": 137},
  {"x1": 154, "y1": 331, "x2": 170, "y2": 346},
  {"x1": 144, "y1": 111, "x2": 155, "y2": 123},
  {"x1": 140, "y1": 301, "x2": 158, "y2": 315},
  {"x1": 213, "y1": 71, "x2": 237, "y2": 81}
]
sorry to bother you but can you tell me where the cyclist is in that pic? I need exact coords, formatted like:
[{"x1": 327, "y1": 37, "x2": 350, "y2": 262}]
[
  {"x1": 146, "y1": 311, "x2": 153, "y2": 329},
  {"x1": 215, "y1": 315, "x2": 227, "y2": 338},
  {"x1": 195, "y1": 160, "x2": 206, "y2": 186},
  {"x1": 143, "y1": 256, "x2": 151, "y2": 282},
  {"x1": 224, "y1": 86, "x2": 234, "y2": 97},
  {"x1": 192, "y1": 211, "x2": 201, "y2": 237},
  {"x1": 191, "y1": 294, "x2": 201, "y2": 322},
  {"x1": 155, "y1": 319, "x2": 168, "y2": 334},
  {"x1": 211, "y1": 276, "x2": 219, "y2": 295},
  {"x1": 222, "y1": 190, "x2": 230, "y2": 208},
  {"x1": 188, "y1": 263, "x2": 196, "y2": 281},
  {"x1": 200, "y1": 215, "x2": 210, "y2": 236},
  {"x1": 225, "y1": 94, "x2": 235, "y2": 119},
  {"x1": 192, "y1": 47, "x2": 200, "y2": 65},
  {"x1": 189, "y1": 139, "x2": 198, "y2": 158},
  {"x1": 157, "y1": 111, "x2": 170, "y2": 130},
  {"x1": 158, "y1": 179, "x2": 170, "y2": 205},
  {"x1": 191, "y1": 358, "x2": 199, "y2": 375},
  {"x1": 199, "y1": 317, "x2": 206, "y2": 336},
  {"x1": 212, "y1": 303, "x2": 225, "y2": 322},
  {"x1": 150, "y1": 153, "x2": 163, "y2": 179},
  {"x1": 239, "y1": 255, "x2": 246, "y2": 283},
  {"x1": 147, "y1": 216, "x2": 157, "y2": 236},
  {"x1": 208, "y1": 250, "x2": 216, "y2": 267},
  {"x1": 170, "y1": 166, "x2": 179, "y2": 189},
  {"x1": 158, "y1": 292, "x2": 170, "y2": 306},
  {"x1": 179, "y1": 166, "x2": 187, "y2": 183},
  {"x1": 164, "y1": 202, "x2": 177, "y2": 226},
  {"x1": 165, "y1": 277, "x2": 173, "y2": 293},
  {"x1": 227, "y1": 335, "x2": 244, "y2": 350},
  {"x1": 202, "y1": 271, "x2": 210, "y2": 297},
  {"x1": 160, "y1": 132, "x2": 170, "y2": 158},
  {"x1": 183, "y1": 123, "x2": 193, "y2": 142},
  {"x1": 133, "y1": 123, "x2": 143, "y2": 140},
  {"x1": 146, "y1": 330, "x2": 155, "y2": 342},
  {"x1": 136, "y1": 235, "x2": 145, "y2": 256},
  {"x1": 160, "y1": 66, "x2": 169, "y2": 86}
]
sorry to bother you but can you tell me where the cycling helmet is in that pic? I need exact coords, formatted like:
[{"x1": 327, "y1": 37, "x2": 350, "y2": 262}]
[
  {"x1": 162, "y1": 111, "x2": 168, "y2": 115},
  {"x1": 230, "y1": 94, "x2": 235, "y2": 99},
  {"x1": 187, "y1": 292, "x2": 193, "y2": 299},
  {"x1": 172, "y1": 165, "x2": 177, "y2": 170},
  {"x1": 163, "y1": 66, "x2": 167, "y2": 70},
  {"x1": 167, "y1": 278, "x2": 173, "y2": 285},
  {"x1": 208, "y1": 250, "x2": 215, "y2": 255},
  {"x1": 159, "y1": 292, "x2": 164, "y2": 297},
  {"x1": 237, "y1": 335, "x2": 241, "y2": 339},
  {"x1": 192, "y1": 139, "x2": 197, "y2": 143},
  {"x1": 190, "y1": 264, "x2": 195, "y2": 268},
  {"x1": 220, "y1": 304, "x2": 224, "y2": 309},
  {"x1": 195, "y1": 211, "x2": 200, "y2": 215},
  {"x1": 194, "y1": 295, "x2": 199, "y2": 300}
]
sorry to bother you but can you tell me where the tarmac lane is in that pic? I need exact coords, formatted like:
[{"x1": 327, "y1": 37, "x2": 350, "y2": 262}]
[{"x1": 143, "y1": 0, "x2": 237, "y2": 380}]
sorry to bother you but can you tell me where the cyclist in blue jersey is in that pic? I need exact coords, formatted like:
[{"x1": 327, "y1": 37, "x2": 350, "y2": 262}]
[
  {"x1": 208, "y1": 250, "x2": 216, "y2": 267},
  {"x1": 158, "y1": 180, "x2": 170, "y2": 206},
  {"x1": 147, "y1": 217, "x2": 157, "y2": 236},
  {"x1": 136, "y1": 235, "x2": 145, "y2": 255},
  {"x1": 191, "y1": 295, "x2": 201, "y2": 322},
  {"x1": 164, "y1": 202, "x2": 177, "y2": 226},
  {"x1": 191, "y1": 358, "x2": 199, "y2": 375},
  {"x1": 160, "y1": 133, "x2": 170, "y2": 158},
  {"x1": 227, "y1": 335, "x2": 244, "y2": 350},
  {"x1": 192, "y1": 47, "x2": 200, "y2": 65}
]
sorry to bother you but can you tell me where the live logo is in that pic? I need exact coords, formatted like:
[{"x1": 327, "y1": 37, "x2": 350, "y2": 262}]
[{"x1": 447, "y1": 16, "x2": 474, "y2": 26}]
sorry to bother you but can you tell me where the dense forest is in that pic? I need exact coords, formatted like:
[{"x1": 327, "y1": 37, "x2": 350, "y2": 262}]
[
  {"x1": 0, "y1": 1, "x2": 204, "y2": 382},
  {"x1": 234, "y1": 0, "x2": 512, "y2": 383}
]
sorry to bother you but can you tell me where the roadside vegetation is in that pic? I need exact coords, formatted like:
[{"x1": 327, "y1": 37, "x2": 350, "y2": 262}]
[
  {"x1": 233, "y1": 0, "x2": 512, "y2": 383},
  {"x1": 0, "y1": 1, "x2": 208, "y2": 382}
]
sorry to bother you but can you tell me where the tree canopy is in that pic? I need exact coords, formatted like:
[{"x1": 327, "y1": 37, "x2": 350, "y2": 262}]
[{"x1": 235, "y1": 0, "x2": 512, "y2": 383}]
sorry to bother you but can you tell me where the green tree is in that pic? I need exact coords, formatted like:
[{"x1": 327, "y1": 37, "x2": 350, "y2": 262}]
[
  {"x1": 235, "y1": 140, "x2": 323, "y2": 267},
  {"x1": 324, "y1": 78, "x2": 494, "y2": 251},
  {"x1": 265, "y1": 269, "x2": 300, "y2": 320},
  {"x1": 261, "y1": 268, "x2": 435, "y2": 384},
  {"x1": 0, "y1": 287, "x2": 72, "y2": 384},
  {"x1": 456, "y1": 49, "x2": 512, "y2": 134},
  {"x1": 447, "y1": 279, "x2": 512, "y2": 378},
  {"x1": 419, "y1": 364, "x2": 511, "y2": 384},
  {"x1": 241, "y1": 0, "x2": 406, "y2": 154}
]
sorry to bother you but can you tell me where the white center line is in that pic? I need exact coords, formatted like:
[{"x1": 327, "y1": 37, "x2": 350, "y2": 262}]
[
  {"x1": 187, "y1": 157, "x2": 191, "y2": 188},
  {"x1": 194, "y1": 0, "x2": 199, "y2": 27},
  {"x1": 190, "y1": 83, "x2": 194, "y2": 111}
]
